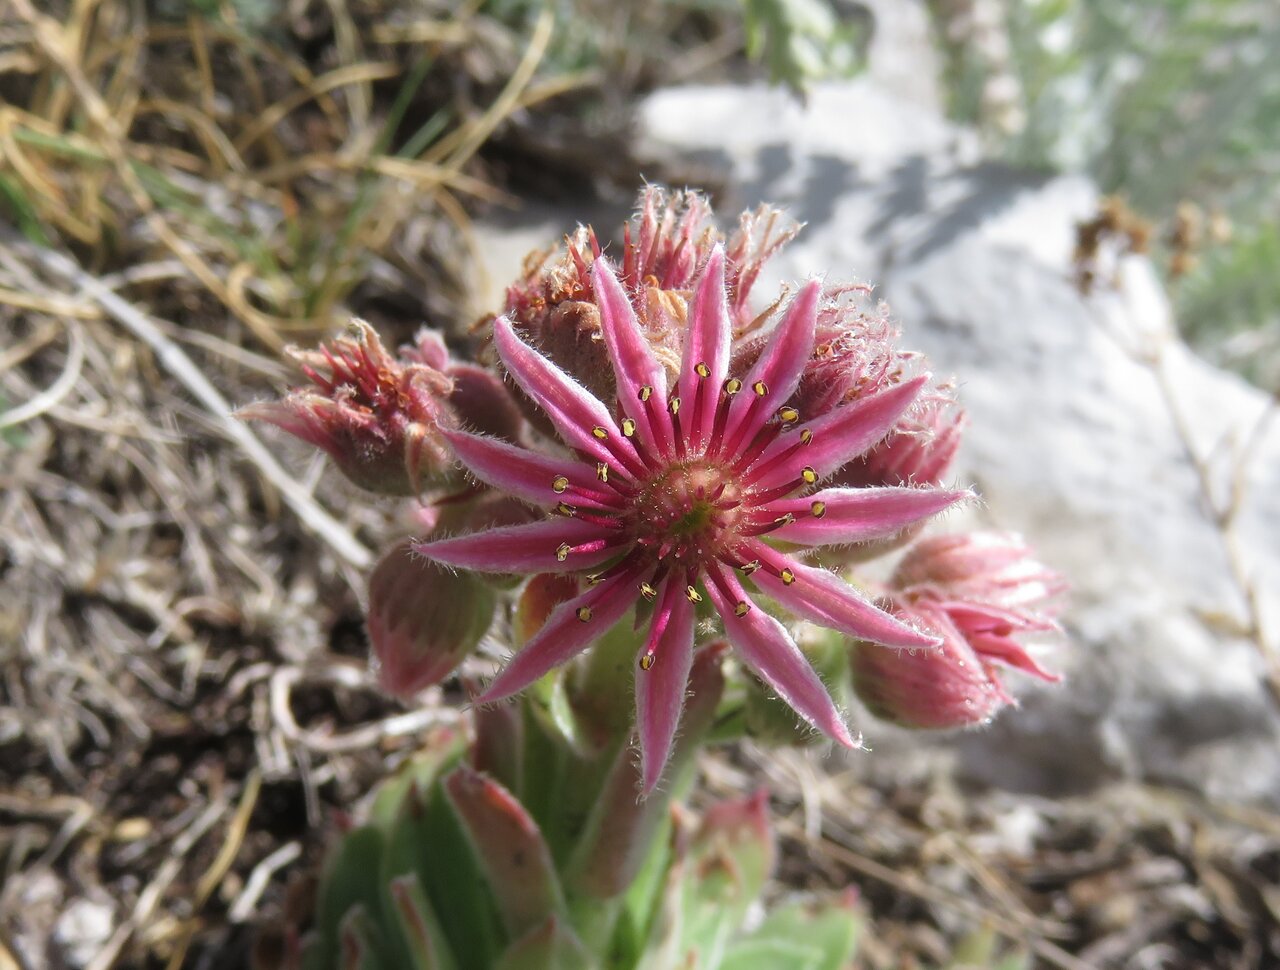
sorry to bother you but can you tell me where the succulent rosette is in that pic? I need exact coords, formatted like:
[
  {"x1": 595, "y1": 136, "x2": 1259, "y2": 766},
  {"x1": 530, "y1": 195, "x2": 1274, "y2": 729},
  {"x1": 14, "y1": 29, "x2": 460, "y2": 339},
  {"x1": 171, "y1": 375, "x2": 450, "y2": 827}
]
[{"x1": 417, "y1": 247, "x2": 969, "y2": 791}]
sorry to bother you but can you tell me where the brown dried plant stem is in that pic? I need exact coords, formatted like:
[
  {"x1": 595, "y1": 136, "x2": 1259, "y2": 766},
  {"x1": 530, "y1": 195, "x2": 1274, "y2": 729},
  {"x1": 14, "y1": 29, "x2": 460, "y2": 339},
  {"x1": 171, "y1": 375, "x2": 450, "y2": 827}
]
[{"x1": 1148, "y1": 339, "x2": 1279, "y2": 704}]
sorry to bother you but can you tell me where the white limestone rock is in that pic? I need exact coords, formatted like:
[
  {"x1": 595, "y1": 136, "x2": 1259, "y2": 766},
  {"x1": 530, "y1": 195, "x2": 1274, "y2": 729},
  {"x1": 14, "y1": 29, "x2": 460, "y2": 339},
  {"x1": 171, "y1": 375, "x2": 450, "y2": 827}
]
[{"x1": 633, "y1": 80, "x2": 1280, "y2": 803}]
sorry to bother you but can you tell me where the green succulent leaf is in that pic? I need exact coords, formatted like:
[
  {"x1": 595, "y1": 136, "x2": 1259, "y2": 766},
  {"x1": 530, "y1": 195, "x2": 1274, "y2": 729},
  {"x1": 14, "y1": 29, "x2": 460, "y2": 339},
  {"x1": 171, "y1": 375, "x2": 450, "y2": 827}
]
[
  {"x1": 472, "y1": 693, "x2": 526, "y2": 798},
  {"x1": 637, "y1": 789, "x2": 775, "y2": 969},
  {"x1": 720, "y1": 892, "x2": 861, "y2": 970},
  {"x1": 494, "y1": 916, "x2": 596, "y2": 970},
  {"x1": 385, "y1": 874, "x2": 458, "y2": 970},
  {"x1": 337, "y1": 906, "x2": 392, "y2": 970},
  {"x1": 372, "y1": 766, "x2": 502, "y2": 967},
  {"x1": 315, "y1": 828, "x2": 386, "y2": 963},
  {"x1": 368, "y1": 729, "x2": 466, "y2": 833},
  {"x1": 444, "y1": 764, "x2": 568, "y2": 940}
]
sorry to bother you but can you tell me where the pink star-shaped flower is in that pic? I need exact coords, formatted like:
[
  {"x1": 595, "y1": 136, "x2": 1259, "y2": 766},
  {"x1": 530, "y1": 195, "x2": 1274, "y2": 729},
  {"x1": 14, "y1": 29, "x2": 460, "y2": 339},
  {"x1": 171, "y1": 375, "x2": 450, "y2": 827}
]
[{"x1": 418, "y1": 247, "x2": 966, "y2": 790}]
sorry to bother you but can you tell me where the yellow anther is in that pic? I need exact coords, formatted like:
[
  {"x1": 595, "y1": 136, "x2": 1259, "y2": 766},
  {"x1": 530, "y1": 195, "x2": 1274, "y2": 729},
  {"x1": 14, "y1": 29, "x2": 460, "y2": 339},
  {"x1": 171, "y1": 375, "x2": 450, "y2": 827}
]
[
  {"x1": 586, "y1": 573, "x2": 605, "y2": 586},
  {"x1": 734, "y1": 601, "x2": 751, "y2": 617},
  {"x1": 800, "y1": 429, "x2": 814, "y2": 445},
  {"x1": 801, "y1": 466, "x2": 817, "y2": 484},
  {"x1": 739, "y1": 560, "x2": 761, "y2": 575},
  {"x1": 596, "y1": 462, "x2": 610, "y2": 483},
  {"x1": 723, "y1": 378, "x2": 743, "y2": 395},
  {"x1": 639, "y1": 652, "x2": 655, "y2": 670},
  {"x1": 576, "y1": 606, "x2": 593, "y2": 622},
  {"x1": 777, "y1": 406, "x2": 800, "y2": 425},
  {"x1": 685, "y1": 585, "x2": 703, "y2": 604},
  {"x1": 773, "y1": 513, "x2": 796, "y2": 527},
  {"x1": 810, "y1": 501, "x2": 827, "y2": 518},
  {"x1": 592, "y1": 426, "x2": 609, "y2": 440},
  {"x1": 552, "y1": 475, "x2": 570, "y2": 493},
  {"x1": 639, "y1": 385, "x2": 653, "y2": 402},
  {"x1": 557, "y1": 502, "x2": 577, "y2": 516},
  {"x1": 695, "y1": 361, "x2": 710, "y2": 378},
  {"x1": 621, "y1": 418, "x2": 636, "y2": 437},
  {"x1": 556, "y1": 543, "x2": 571, "y2": 562},
  {"x1": 752, "y1": 380, "x2": 769, "y2": 396},
  {"x1": 640, "y1": 582, "x2": 658, "y2": 601},
  {"x1": 669, "y1": 397, "x2": 681, "y2": 416},
  {"x1": 780, "y1": 568, "x2": 796, "y2": 586}
]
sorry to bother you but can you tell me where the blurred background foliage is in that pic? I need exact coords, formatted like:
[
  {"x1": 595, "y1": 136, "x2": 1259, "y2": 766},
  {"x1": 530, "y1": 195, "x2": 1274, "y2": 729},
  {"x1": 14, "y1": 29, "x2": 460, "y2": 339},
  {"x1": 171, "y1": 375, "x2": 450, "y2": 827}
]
[
  {"x1": 0, "y1": 0, "x2": 862, "y2": 351},
  {"x1": 927, "y1": 0, "x2": 1280, "y2": 387}
]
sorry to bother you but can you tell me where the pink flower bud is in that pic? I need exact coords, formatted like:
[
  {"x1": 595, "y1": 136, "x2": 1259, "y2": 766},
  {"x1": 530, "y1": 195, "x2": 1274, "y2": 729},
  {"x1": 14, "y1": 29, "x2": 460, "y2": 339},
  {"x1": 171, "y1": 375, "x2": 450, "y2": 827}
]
[
  {"x1": 851, "y1": 532, "x2": 1064, "y2": 729},
  {"x1": 499, "y1": 187, "x2": 799, "y2": 402},
  {"x1": 366, "y1": 540, "x2": 495, "y2": 698},
  {"x1": 851, "y1": 603, "x2": 1014, "y2": 729},
  {"x1": 893, "y1": 532, "x2": 1067, "y2": 609},
  {"x1": 241, "y1": 321, "x2": 520, "y2": 495}
]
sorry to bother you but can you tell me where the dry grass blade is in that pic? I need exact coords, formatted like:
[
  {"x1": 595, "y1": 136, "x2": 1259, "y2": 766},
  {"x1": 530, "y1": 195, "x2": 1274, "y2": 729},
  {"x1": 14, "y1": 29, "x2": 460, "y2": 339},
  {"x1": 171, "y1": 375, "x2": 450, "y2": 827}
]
[
  {"x1": 13, "y1": 233, "x2": 373, "y2": 568},
  {"x1": 0, "y1": 321, "x2": 84, "y2": 429}
]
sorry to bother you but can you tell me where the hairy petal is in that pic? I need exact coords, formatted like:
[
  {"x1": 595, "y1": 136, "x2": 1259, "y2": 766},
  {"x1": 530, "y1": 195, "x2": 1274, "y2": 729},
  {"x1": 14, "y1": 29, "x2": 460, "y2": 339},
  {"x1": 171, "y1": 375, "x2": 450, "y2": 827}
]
[
  {"x1": 723, "y1": 279, "x2": 820, "y2": 449},
  {"x1": 415, "y1": 518, "x2": 617, "y2": 575},
  {"x1": 593, "y1": 257, "x2": 669, "y2": 397},
  {"x1": 704, "y1": 563, "x2": 858, "y2": 749},
  {"x1": 678, "y1": 245, "x2": 733, "y2": 448},
  {"x1": 968, "y1": 633, "x2": 1062, "y2": 682},
  {"x1": 443, "y1": 429, "x2": 617, "y2": 510},
  {"x1": 493, "y1": 316, "x2": 642, "y2": 474},
  {"x1": 767, "y1": 486, "x2": 970, "y2": 546},
  {"x1": 748, "y1": 375, "x2": 929, "y2": 491},
  {"x1": 477, "y1": 562, "x2": 646, "y2": 703},
  {"x1": 592, "y1": 258, "x2": 673, "y2": 455},
  {"x1": 746, "y1": 543, "x2": 940, "y2": 649},
  {"x1": 634, "y1": 577, "x2": 696, "y2": 794}
]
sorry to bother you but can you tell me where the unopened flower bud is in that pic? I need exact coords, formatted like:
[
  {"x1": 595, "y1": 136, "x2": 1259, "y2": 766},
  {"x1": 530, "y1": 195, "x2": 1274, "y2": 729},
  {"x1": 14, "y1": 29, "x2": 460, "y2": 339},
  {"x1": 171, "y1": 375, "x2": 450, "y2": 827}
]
[
  {"x1": 499, "y1": 186, "x2": 798, "y2": 398},
  {"x1": 242, "y1": 321, "x2": 521, "y2": 495},
  {"x1": 892, "y1": 532, "x2": 1066, "y2": 608},
  {"x1": 852, "y1": 532, "x2": 1064, "y2": 729},
  {"x1": 851, "y1": 605, "x2": 1012, "y2": 729},
  {"x1": 367, "y1": 539, "x2": 495, "y2": 698}
]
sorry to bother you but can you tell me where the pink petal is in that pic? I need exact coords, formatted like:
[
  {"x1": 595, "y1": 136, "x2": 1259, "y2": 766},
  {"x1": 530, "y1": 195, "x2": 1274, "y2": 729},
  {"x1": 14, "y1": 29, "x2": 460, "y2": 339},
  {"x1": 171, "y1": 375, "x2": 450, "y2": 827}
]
[
  {"x1": 968, "y1": 633, "x2": 1061, "y2": 682},
  {"x1": 414, "y1": 517, "x2": 618, "y2": 574},
  {"x1": 722, "y1": 279, "x2": 820, "y2": 450},
  {"x1": 745, "y1": 542, "x2": 939, "y2": 649},
  {"x1": 634, "y1": 577, "x2": 696, "y2": 794},
  {"x1": 592, "y1": 258, "x2": 674, "y2": 456},
  {"x1": 678, "y1": 246, "x2": 733, "y2": 448},
  {"x1": 478, "y1": 561, "x2": 646, "y2": 703},
  {"x1": 766, "y1": 486, "x2": 969, "y2": 546},
  {"x1": 703, "y1": 563, "x2": 858, "y2": 749},
  {"x1": 493, "y1": 316, "x2": 642, "y2": 475},
  {"x1": 592, "y1": 258, "x2": 669, "y2": 397},
  {"x1": 443, "y1": 429, "x2": 616, "y2": 511},
  {"x1": 942, "y1": 600, "x2": 1057, "y2": 634},
  {"x1": 746, "y1": 375, "x2": 929, "y2": 492}
]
